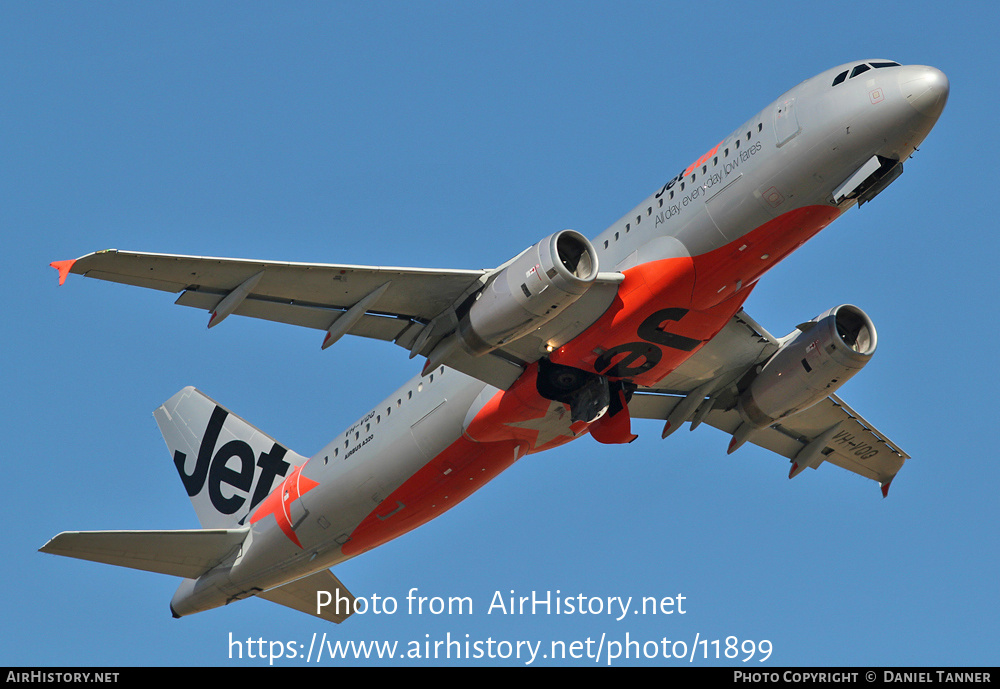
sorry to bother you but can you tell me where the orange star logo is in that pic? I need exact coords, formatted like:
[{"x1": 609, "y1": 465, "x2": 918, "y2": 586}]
[{"x1": 249, "y1": 464, "x2": 319, "y2": 548}]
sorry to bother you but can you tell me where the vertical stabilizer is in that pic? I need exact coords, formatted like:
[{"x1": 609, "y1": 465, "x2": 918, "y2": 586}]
[{"x1": 154, "y1": 387, "x2": 307, "y2": 529}]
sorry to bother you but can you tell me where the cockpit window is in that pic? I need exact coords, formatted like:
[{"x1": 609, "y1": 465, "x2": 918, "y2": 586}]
[
  {"x1": 833, "y1": 61, "x2": 900, "y2": 87},
  {"x1": 850, "y1": 64, "x2": 871, "y2": 78}
]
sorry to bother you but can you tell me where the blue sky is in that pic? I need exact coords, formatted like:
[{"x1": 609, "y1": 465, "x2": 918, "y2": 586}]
[{"x1": 4, "y1": 1, "x2": 997, "y2": 667}]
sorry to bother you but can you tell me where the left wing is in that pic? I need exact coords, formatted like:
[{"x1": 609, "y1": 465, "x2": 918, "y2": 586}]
[
  {"x1": 52, "y1": 249, "x2": 526, "y2": 389},
  {"x1": 630, "y1": 390, "x2": 908, "y2": 494},
  {"x1": 629, "y1": 309, "x2": 908, "y2": 495}
]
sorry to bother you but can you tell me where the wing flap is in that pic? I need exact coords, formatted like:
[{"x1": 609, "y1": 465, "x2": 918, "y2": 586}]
[
  {"x1": 174, "y1": 290, "x2": 418, "y2": 341},
  {"x1": 39, "y1": 529, "x2": 247, "y2": 579}
]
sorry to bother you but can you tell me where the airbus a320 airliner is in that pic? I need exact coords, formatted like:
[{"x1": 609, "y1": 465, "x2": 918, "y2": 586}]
[{"x1": 42, "y1": 60, "x2": 948, "y2": 623}]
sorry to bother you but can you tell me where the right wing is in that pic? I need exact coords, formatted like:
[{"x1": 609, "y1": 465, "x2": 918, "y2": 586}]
[
  {"x1": 629, "y1": 390, "x2": 908, "y2": 494},
  {"x1": 53, "y1": 248, "x2": 622, "y2": 390},
  {"x1": 53, "y1": 249, "x2": 526, "y2": 389},
  {"x1": 56, "y1": 248, "x2": 487, "y2": 334}
]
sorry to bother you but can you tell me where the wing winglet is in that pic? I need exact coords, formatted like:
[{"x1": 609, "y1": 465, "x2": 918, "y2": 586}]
[
  {"x1": 881, "y1": 477, "x2": 893, "y2": 498},
  {"x1": 50, "y1": 260, "x2": 76, "y2": 286}
]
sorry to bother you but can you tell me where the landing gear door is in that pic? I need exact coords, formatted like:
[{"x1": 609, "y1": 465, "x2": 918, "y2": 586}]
[{"x1": 774, "y1": 98, "x2": 800, "y2": 147}]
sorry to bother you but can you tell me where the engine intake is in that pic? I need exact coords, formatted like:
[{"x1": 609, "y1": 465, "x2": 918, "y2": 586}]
[
  {"x1": 459, "y1": 230, "x2": 599, "y2": 354},
  {"x1": 738, "y1": 304, "x2": 877, "y2": 427}
]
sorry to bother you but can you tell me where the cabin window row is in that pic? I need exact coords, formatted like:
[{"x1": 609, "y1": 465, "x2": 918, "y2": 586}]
[
  {"x1": 326, "y1": 366, "x2": 446, "y2": 459},
  {"x1": 603, "y1": 122, "x2": 764, "y2": 249}
]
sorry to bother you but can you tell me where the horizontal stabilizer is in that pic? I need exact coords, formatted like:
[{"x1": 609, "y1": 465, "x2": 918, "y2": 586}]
[
  {"x1": 39, "y1": 528, "x2": 247, "y2": 580},
  {"x1": 258, "y1": 569, "x2": 356, "y2": 624}
]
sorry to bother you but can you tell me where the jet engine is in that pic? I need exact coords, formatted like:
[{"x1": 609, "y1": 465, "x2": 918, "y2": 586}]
[
  {"x1": 737, "y1": 304, "x2": 876, "y2": 427},
  {"x1": 458, "y1": 229, "x2": 599, "y2": 355}
]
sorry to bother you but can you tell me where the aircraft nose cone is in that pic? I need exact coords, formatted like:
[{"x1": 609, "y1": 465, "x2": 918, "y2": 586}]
[{"x1": 898, "y1": 65, "x2": 949, "y2": 119}]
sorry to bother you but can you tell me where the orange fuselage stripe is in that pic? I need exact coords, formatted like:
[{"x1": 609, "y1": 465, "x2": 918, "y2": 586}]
[{"x1": 343, "y1": 205, "x2": 842, "y2": 555}]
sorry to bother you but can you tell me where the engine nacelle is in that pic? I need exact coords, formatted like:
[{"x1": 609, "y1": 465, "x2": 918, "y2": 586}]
[
  {"x1": 459, "y1": 230, "x2": 599, "y2": 354},
  {"x1": 738, "y1": 304, "x2": 877, "y2": 427}
]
